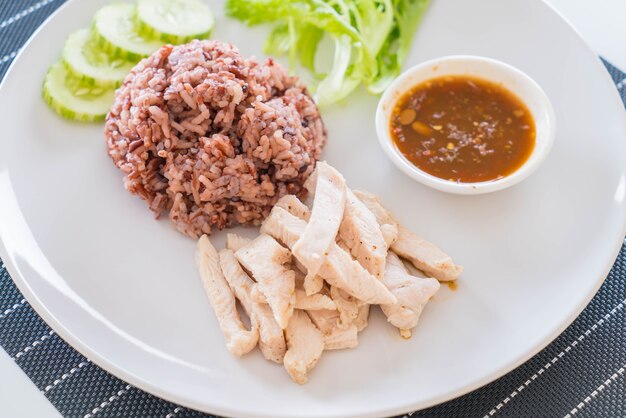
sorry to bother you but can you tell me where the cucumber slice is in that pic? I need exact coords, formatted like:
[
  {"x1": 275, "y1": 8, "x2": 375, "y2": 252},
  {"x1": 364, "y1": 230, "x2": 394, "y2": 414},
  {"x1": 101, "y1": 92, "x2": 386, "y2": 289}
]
[
  {"x1": 43, "y1": 61, "x2": 116, "y2": 122},
  {"x1": 136, "y1": 0, "x2": 214, "y2": 44},
  {"x1": 62, "y1": 29, "x2": 135, "y2": 88},
  {"x1": 93, "y1": 3, "x2": 162, "y2": 61}
]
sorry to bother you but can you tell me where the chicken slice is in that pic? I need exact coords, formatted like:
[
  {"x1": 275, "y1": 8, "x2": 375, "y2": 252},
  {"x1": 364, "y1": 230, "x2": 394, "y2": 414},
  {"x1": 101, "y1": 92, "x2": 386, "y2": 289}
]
[
  {"x1": 261, "y1": 206, "x2": 396, "y2": 305},
  {"x1": 276, "y1": 195, "x2": 324, "y2": 295},
  {"x1": 292, "y1": 161, "x2": 347, "y2": 281},
  {"x1": 381, "y1": 252, "x2": 441, "y2": 339},
  {"x1": 283, "y1": 310, "x2": 325, "y2": 384},
  {"x1": 393, "y1": 227, "x2": 463, "y2": 282},
  {"x1": 295, "y1": 289, "x2": 336, "y2": 310},
  {"x1": 195, "y1": 236, "x2": 258, "y2": 356},
  {"x1": 324, "y1": 324, "x2": 358, "y2": 350},
  {"x1": 303, "y1": 276, "x2": 324, "y2": 296},
  {"x1": 307, "y1": 309, "x2": 340, "y2": 335},
  {"x1": 294, "y1": 269, "x2": 328, "y2": 298},
  {"x1": 318, "y1": 247, "x2": 397, "y2": 304},
  {"x1": 380, "y1": 223, "x2": 399, "y2": 247},
  {"x1": 353, "y1": 190, "x2": 395, "y2": 225},
  {"x1": 339, "y1": 189, "x2": 387, "y2": 278},
  {"x1": 292, "y1": 259, "x2": 324, "y2": 296},
  {"x1": 226, "y1": 233, "x2": 252, "y2": 252},
  {"x1": 306, "y1": 308, "x2": 359, "y2": 350},
  {"x1": 329, "y1": 286, "x2": 360, "y2": 329},
  {"x1": 235, "y1": 234, "x2": 296, "y2": 329},
  {"x1": 354, "y1": 190, "x2": 463, "y2": 282},
  {"x1": 250, "y1": 285, "x2": 267, "y2": 304},
  {"x1": 347, "y1": 190, "x2": 397, "y2": 247},
  {"x1": 219, "y1": 249, "x2": 286, "y2": 363},
  {"x1": 276, "y1": 194, "x2": 311, "y2": 221},
  {"x1": 354, "y1": 304, "x2": 370, "y2": 332},
  {"x1": 277, "y1": 197, "x2": 322, "y2": 292},
  {"x1": 260, "y1": 207, "x2": 304, "y2": 253}
]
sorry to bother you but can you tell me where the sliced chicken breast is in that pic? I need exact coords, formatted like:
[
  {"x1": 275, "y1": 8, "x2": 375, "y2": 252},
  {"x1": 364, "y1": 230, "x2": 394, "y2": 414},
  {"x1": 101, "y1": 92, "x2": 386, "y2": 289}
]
[
  {"x1": 353, "y1": 190, "x2": 395, "y2": 225},
  {"x1": 306, "y1": 308, "x2": 358, "y2": 350},
  {"x1": 262, "y1": 206, "x2": 396, "y2": 305},
  {"x1": 195, "y1": 235, "x2": 258, "y2": 356},
  {"x1": 330, "y1": 286, "x2": 360, "y2": 329},
  {"x1": 250, "y1": 285, "x2": 268, "y2": 304},
  {"x1": 320, "y1": 247, "x2": 396, "y2": 305},
  {"x1": 307, "y1": 309, "x2": 341, "y2": 335},
  {"x1": 303, "y1": 275, "x2": 325, "y2": 296},
  {"x1": 292, "y1": 162, "x2": 347, "y2": 281},
  {"x1": 324, "y1": 324, "x2": 358, "y2": 350},
  {"x1": 381, "y1": 252, "x2": 441, "y2": 338},
  {"x1": 260, "y1": 206, "x2": 305, "y2": 250},
  {"x1": 275, "y1": 195, "x2": 323, "y2": 295},
  {"x1": 235, "y1": 234, "x2": 296, "y2": 329},
  {"x1": 292, "y1": 258, "x2": 324, "y2": 295},
  {"x1": 283, "y1": 310, "x2": 325, "y2": 385},
  {"x1": 276, "y1": 194, "x2": 311, "y2": 221},
  {"x1": 219, "y1": 249, "x2": 286, "y2": 363},
  {"x1": 354, "y1": 190, "x2": 463, "y2": 282},
  {"x1": 339, "y1": 189, "x2": 387, "y2": 278},
  {"x1": 380, "y1": 223, "x2": 399, "y2": 247},
  {"x1": 393, "y1": 227, "x2": 463, "y2": 282},
  {"x1": 354, "y1": 304, "x2": 370, "y2": 332},
  {"x1": 295, "y1": 289, "x2": 336, "y2": 310},
  {"x1": 226, "y1": 233, "x2": 252, "y2": 252}
]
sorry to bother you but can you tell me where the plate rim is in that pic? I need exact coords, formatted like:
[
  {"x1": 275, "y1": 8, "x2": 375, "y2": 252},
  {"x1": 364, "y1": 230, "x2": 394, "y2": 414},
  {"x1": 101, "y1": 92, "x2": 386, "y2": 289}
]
[{"x1": 0, "y1": 0, "x2": 625, "y2": 416}]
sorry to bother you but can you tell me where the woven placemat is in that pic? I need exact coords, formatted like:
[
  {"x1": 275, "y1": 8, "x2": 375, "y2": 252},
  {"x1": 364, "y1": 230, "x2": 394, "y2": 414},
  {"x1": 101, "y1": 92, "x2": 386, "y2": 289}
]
[{"x1": 0, "y1": 1, "x2": 625, "y2": 417}]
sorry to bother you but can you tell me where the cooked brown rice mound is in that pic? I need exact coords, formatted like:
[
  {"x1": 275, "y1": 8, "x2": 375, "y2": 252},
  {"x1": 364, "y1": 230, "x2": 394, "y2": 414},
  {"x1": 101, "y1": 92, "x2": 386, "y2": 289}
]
[{"x1": 105, "y1": 40, "x2": 326, "y2": 238}]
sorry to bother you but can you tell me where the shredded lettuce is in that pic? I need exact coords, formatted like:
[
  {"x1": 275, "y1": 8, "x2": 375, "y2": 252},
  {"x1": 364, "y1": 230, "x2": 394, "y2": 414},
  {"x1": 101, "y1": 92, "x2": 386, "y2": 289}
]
[
  {"x1": 367, "y1": 0, "x2": 430, "y2": 93},
  {"x1": 226, "y1": 0, "x2": 430, "y2": 105},
  {"x1": 295, "y1": 24, "x2": 324, "y2": 74},
  {"x1": 315, "y1": 35, "x2": 361, "y2": 106},
  {"x1": 265, "y1": 21, "x2": 324, "y2": 74}
]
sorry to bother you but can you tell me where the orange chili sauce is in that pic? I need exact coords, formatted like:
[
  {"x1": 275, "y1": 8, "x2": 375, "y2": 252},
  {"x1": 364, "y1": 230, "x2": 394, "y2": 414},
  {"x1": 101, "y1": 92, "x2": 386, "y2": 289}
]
[{"x1": 390, "y1": 76, "x2": 536, "y2": 183}]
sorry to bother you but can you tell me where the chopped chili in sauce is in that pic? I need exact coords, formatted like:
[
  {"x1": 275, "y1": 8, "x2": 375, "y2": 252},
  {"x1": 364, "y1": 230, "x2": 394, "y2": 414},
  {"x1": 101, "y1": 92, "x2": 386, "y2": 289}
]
[{"x1": 390, "y1": 75, "x2": 536, "y2": 183}]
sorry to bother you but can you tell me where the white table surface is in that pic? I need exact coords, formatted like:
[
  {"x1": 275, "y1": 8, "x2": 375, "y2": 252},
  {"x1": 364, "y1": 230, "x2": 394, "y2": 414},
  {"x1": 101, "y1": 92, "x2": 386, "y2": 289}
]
[{"x1": 1, "y1": 1, "x2": 624, "y2": 416}]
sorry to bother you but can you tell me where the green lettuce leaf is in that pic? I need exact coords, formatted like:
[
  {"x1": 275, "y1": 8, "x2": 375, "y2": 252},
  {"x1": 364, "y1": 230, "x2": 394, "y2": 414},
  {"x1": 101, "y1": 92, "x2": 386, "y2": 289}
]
[
  {"x1": 366, "y1": 0, "x2": 430, "y2": 93},
  {"x1": 226, "y1": 0, "x2": 430, "y2": 105}
]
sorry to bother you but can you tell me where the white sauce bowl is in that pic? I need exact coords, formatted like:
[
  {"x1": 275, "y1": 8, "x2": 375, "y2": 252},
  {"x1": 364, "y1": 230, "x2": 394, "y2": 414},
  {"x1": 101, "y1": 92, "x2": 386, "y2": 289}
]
[{"x1": 376, "y1": 55, "x2": 556, "y2": 195}]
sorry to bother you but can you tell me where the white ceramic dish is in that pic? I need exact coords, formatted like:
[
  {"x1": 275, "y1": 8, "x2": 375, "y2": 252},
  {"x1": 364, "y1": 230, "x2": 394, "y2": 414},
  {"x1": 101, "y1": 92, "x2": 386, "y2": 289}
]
[
  {"x1": 376, "y1": 55, "x2": 557, "y2": 195},
  {"x1": 0, "y1": 0, "x2": 625, "y2": 417}
]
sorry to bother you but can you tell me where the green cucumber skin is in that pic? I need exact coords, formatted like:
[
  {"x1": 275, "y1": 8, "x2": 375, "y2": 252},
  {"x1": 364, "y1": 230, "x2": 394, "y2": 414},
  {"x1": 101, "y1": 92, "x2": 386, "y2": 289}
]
[
  {"x1": 134, "y1": 13, "x2": 211, "y2": 44},
  {"x1": 61, "y1": 57, "x2": 100, "y2": 87},
  {"x1": 62, "y1": 29, "x2": 133, "y2": 88},
  {"x1": 134, "y1": 0, "x2": 214, "y2": 44},
  {"x1": 42, "y1": 86, "x2": 106, "y2": 122},
  {"x1": 42, "y1": 63, "x2": 114, "y2": 123},
  {"x1": 61, "y1": 57, "x2": 124, "y2": 89},
  {"x1": 91, "y1": 24, "x2": 149, "y2": 62},
  {"x1": 136, "y1": 18, "x2": 210, "y2": 44}
]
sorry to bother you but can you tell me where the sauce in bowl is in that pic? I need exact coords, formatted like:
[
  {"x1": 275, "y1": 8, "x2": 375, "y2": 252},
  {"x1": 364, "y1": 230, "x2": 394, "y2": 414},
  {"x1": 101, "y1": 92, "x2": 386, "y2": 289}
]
[{"x1": 390, "y1": 75, "x2": 536, "y2": 183}]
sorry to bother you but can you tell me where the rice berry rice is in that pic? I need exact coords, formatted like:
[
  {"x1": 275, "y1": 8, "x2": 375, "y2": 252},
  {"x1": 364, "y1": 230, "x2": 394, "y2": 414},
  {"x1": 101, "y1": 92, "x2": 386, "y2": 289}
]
[{"x1": 105, "y1": 40, "x2": 326, "y2": 238}]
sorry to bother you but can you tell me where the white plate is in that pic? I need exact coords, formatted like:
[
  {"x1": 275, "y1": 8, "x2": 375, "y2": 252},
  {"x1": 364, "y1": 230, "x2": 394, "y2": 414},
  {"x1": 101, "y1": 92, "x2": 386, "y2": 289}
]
[{"x1": 0, "y1": 0, "x2": 625, "y2": 417}]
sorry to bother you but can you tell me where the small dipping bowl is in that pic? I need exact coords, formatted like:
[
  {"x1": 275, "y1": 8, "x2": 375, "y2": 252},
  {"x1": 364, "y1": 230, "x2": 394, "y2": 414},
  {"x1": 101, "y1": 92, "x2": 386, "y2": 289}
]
[{"x1": 376, "y1": 55, "x2": 556, "y2": 195}]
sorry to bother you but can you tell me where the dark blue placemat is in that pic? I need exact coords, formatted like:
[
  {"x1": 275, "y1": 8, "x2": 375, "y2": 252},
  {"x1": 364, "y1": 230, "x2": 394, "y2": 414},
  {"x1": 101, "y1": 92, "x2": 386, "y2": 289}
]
[{"x1": 0, "y1": 1, "x2": 625, "y2": 417}]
